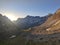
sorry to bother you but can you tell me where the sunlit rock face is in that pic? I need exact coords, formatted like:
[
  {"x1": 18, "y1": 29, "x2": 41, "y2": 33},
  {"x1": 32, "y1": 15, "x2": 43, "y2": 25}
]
[{"x1": 28, "y1": 8, "x2": 60, "y2": 35}]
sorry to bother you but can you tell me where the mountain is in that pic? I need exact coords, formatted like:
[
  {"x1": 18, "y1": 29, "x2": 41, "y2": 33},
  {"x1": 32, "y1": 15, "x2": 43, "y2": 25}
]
[
  {"x1": 0, "y1": 14, "x2": 18, "y2": 40},
  {"x1": 0, "y1": 13, "x2": 52, "y2": 40},
  {"x1": 15, "y1": 15, "x2": 52, "y2": 30},
  {"x1": 0, "y1": 9, "x2": 60, "y2": 45},
  {"x1": 30, "y1": 8, "x2": 60, "y2": 35}
]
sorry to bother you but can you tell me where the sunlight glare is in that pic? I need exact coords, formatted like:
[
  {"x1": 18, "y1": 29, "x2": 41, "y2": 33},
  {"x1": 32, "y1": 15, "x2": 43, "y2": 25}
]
[{"x1": 4, "y1": 13, "x2": 18, "y2": 21}]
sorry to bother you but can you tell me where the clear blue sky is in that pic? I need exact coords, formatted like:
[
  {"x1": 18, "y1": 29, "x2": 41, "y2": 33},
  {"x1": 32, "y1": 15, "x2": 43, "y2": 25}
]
[{"x1": 0, "y1": 0, "x2": 60, "y2": 18}]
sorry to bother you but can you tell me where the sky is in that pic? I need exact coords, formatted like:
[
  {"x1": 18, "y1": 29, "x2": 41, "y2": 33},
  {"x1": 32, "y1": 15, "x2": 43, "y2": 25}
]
[{"x1": 0, "y1": 0, "x2": 60, "y2": 21}]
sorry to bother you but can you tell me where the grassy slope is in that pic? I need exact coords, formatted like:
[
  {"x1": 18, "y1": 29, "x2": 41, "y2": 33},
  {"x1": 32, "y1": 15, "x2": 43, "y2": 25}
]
[{"x1": 0, "y1": 35, "x2": 60, "y2": 45}]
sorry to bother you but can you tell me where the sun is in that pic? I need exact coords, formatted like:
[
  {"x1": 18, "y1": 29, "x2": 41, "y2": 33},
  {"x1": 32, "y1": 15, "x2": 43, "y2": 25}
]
[{"x1": 4, "y1": 13, "x2": 18, "y2": 21}]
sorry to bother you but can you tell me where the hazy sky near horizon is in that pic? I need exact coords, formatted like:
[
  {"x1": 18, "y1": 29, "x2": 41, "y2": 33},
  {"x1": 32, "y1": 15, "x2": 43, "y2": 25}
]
[{"x1": 0, "y1": 0, "x2": 60, "y2": 18}]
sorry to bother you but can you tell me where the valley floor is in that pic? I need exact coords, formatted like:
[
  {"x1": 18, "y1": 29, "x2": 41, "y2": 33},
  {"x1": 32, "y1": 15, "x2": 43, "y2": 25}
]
[{"x1": 1, "y1": 33, "x2": 60, "y2": 45}]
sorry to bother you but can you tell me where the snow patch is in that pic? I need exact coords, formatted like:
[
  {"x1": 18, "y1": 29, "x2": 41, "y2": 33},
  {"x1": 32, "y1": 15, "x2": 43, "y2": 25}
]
[{"x1": 9, "y1": 35, "x2": 16, "y2": 38}]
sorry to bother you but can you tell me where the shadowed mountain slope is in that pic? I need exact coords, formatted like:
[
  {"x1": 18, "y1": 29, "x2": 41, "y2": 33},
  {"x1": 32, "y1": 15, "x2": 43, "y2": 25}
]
[
  {"x1": 15, "y1": 15, "x2": 52, "y2": 30},
  {"x1": 0, "y1": 14, "x2": 18, "y2": 40}
]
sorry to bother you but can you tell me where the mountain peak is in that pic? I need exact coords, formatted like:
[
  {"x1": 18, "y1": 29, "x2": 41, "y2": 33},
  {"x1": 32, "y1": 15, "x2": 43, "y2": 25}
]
[
  {"x1": 25, "y1": 15, "x2": 40, "y2": 19},
  {"x1": 55, "y1": 8, "x2": 60, "y2": 14}
]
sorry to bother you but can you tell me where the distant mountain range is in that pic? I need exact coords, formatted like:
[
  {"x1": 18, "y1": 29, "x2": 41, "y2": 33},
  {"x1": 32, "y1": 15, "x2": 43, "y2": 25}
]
[{"x1": 15, "y1": 15, "x2": 52, "y2": 30}]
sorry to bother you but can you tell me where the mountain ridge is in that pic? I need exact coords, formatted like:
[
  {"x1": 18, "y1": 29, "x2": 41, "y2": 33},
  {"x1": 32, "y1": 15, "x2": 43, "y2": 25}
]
[
  {"x1": 30, "y1": 8, "x2": 60, "y2": 35},
  {"x1": 15, "y1": 15, "x2": 51, "y2": 30}
]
